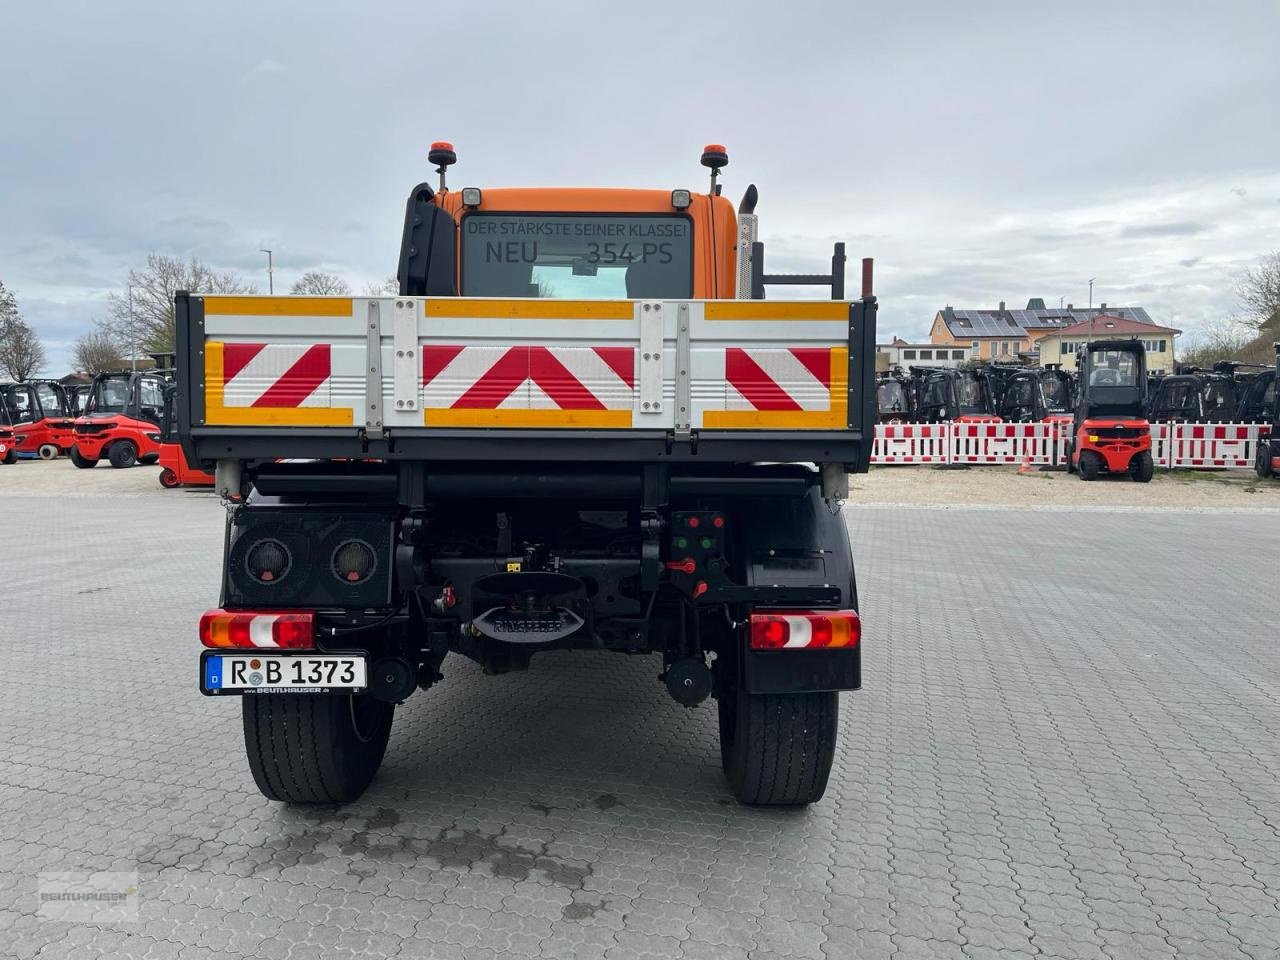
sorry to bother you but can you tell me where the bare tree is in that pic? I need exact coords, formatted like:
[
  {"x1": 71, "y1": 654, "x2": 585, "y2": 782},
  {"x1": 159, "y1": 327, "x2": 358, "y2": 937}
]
[
  {"x1": 0, "y1": 281, "x2": 46, "y2": 379},
  {"x1": 106, "y1": 255, "x2": 255, "y2": 355},
  {"x1": 1237, "y1": 251, "x2": 1280, "y2": 331},
  {"x1": 363, "y1": 275, "x2": 399, "y2": 296},
  {"x1": 291, "y1": 272, "x2": 351, "y2": 296},
  {"x1": 74, "y1": 326, "x2": 126, "y2": 375}
]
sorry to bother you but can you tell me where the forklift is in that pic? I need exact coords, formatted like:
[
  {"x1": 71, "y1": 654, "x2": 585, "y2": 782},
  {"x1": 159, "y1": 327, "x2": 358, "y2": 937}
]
[
  {"x1": 0, "y1": 380, "x2": 75, "y2": 459},
  {"x1": 0, "y1": 394, "x2": 15, "y2": 464},
  {"x1": 1255, "y1": 343, "x2": 1279, "y2": 479},
  {"x1": 911, "y1": 367, "x2": 999, "y2": 422},
  {"x1": 875, "y1": 368, "x2": 914, "y2": 423},
  {"x1": 70, "y1": 369, "x2": 172, "y2": 468},
  {"x1": 1147, "y1": 372, "x2": 1206, "y2": 422},
  {"x1": 978, "y1": 364, "x2": 1050, "y2": 422},
  {"x1": 156, "y1": 383, "x2": 214, "y2": 488},
  {"x1": 1038, "y1": 366, "x2": 1075, "y2": 424},
  {"x1": 1065, "y1": 339, "x2": 1154, "y2": 482}
]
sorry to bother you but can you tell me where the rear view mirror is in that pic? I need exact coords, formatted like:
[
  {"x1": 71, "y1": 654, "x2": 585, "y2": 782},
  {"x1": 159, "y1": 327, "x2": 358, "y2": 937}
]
[{"x1": 572, "y1": 259, "x2": 598, "y2": 277}]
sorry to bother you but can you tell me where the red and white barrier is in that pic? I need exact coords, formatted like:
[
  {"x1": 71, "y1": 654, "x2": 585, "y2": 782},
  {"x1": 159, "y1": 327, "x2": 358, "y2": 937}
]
[
  {"x1": 1161, "y1": 422, "x2": 1269, "y2": 469},
  {"x1": 872, "y1": 423, "x2": 950, "y2": 463},
  {"x1": 950, "y1": 421, "x2": 1057, "y2": 465},
  {"x1": 871, "y1": 420, "x2": 1271, "y2": 470}
]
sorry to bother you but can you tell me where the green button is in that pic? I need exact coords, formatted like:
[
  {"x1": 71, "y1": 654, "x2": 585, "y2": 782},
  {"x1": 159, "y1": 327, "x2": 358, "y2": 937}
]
[
  {"x1": 676, "y1": 537, "x2": 687, "y2": 548},
  {"x1": 701, "y1": 537, "x2": 713, "y2": 549}
]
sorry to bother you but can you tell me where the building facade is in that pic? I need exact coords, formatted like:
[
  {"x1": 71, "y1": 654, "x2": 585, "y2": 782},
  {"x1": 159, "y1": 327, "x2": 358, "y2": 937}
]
[
  {"x1": 1035, "y1": 315, "x2": 1181, "y2": 376},
  {"x1": 930, "y1": 299, "x2": 1160, "y2": 364},
  {"x1": 877, "y1": 338, "x2": 972, "y2": 369}
]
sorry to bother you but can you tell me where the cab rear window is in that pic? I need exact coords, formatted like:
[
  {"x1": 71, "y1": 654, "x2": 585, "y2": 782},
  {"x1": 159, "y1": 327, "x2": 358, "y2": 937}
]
[{"x1": 461, "y1": 213, "x2": 693, "y2": 299}]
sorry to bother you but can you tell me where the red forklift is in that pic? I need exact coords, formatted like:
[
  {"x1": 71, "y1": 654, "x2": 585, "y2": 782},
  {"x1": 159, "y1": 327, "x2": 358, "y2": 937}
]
[
  {"x1": 1066, "y1": 339, "x2": 1154, "y2": 482},
  {"x1": 0, "y1": 394, "x2": 15, "y2": 464},
  {"x1": 1255, "y1": 343, "x2": 1279, "y2": 480},
  {"x1": 0, "y1": 380, "x2": 76, "y2": 459},
  {"x1": 70, "y1": 369, "x2": 171, "y2": 469},
  {"x1": 157, "y1": 383, "x2": 213, "y2": 488}
]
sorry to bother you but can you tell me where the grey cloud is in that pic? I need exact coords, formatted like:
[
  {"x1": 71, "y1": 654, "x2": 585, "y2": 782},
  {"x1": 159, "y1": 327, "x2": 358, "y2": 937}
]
[{"x1": 1120, "y1": 221, "x2": 1211, "y2": 238}]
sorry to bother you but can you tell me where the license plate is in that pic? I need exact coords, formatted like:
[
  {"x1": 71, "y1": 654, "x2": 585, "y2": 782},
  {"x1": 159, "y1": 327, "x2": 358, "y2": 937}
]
[{"x1": 201, "y1": 653, "x2": 366, "y2": 695}]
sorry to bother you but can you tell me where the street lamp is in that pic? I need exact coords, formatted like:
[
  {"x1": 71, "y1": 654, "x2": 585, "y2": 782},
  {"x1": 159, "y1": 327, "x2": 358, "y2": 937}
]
[
  {"x1": 1087, "y1": 278, "x2": 1096, "y2": 345},
  {"x1": 260, "y1": 248, "x2": 274, "y2": 295},
  {"x1": 127, "y1": 283, "x2": 136, "y2": 373}
]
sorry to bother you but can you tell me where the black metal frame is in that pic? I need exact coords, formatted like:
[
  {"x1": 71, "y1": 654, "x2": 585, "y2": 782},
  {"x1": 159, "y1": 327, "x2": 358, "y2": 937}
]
[
  {"x1": 175, "y1": 293, "x2": 878, "y2": 473},
  {"x1": 750, "y1": 241, "x2": 845, "y2": 300}
]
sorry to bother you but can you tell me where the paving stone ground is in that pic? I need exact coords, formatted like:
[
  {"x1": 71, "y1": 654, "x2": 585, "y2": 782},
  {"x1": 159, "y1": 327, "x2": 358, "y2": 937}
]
[{"x1": 1, "y1": 491, "x2": 1277, "y2": 959}]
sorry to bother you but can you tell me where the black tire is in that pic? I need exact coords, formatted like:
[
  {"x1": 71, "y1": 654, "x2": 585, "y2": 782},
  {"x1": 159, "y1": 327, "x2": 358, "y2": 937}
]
[
  {"x1": 242, "y1": 692, "x2": 394, "y2": 804},
  {"x1": 159, "y1": 468, "x2": 180, "y2": 489},
  {"x1": 1065, "y1": 441, "x2": 1075, "y2": 474},
  {"x1": 1258, "y1": 446, "x2": 1273, "y2": 480},
  {"x1": 1078, "y1": 450, "x2": 1101, "y2": 481},
  {"x1": 107, "y1": 440, "x2": 138, "y2": 469},
  {"x1": 2, "y1": 446, "x2": 15, "y2": 465},
  {"x1": 140, "y1": 453, "x2": 159, "y2": 465},
  {"x1": 70, "y1": 446, "x2": 97, "y2": 469},
  {"x1": 1129, "y1": 451, "x2": 1154, "y2": 483},
  {"x1": 719, "y1": 680, "x2": 838, "y2": 806}
]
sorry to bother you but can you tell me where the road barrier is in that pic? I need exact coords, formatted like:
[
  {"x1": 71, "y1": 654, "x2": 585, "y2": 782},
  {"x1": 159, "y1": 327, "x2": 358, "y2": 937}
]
[{"x1": 872, "y1": 421, "x2": 1271, "y2": 470}]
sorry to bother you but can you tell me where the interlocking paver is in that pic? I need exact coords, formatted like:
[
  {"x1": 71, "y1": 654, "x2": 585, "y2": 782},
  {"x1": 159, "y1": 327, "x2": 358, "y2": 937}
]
[{"x1": 3, "y1": 493, "x2": 1279, "y2": 959}]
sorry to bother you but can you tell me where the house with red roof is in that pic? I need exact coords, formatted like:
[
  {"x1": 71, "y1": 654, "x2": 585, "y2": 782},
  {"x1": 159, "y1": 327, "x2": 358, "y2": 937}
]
[{"x1": 1036, "y1": 315, "x2": 1182, "y2": 375}]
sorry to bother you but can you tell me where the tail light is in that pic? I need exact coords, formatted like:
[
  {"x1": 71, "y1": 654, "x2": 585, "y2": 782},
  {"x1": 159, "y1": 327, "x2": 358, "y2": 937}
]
[
  {"x1": 199, "y1": 610, "x2": 314, "y2": 649},
  {"x1": 749, "y1": 610, "x2": 861, "y2": 650}
]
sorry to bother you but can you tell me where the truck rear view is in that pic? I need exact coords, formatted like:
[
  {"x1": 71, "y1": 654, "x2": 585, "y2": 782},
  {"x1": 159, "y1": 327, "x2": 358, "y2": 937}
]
[{"x1": 178, "y1": 144, "x2": 877, "y2": 806}]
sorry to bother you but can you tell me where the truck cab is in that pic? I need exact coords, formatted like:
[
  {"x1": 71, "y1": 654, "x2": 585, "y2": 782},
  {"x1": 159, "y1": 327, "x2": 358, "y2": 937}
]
[
  {"x1": 71, "y1": 370, "x2": 170, "y2": 468},
  {"x1": 178, "y1": 145, "x2": 877, "y2": 807},
  {"x1": 1067, "y1": 339, "x2": 1153, "y2": 482}
]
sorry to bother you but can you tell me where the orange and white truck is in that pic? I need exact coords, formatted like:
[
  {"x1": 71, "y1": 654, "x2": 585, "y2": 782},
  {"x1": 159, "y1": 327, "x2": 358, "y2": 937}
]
[{"x1": 179, "y1": 144, "x2": 876, "y2": 806}]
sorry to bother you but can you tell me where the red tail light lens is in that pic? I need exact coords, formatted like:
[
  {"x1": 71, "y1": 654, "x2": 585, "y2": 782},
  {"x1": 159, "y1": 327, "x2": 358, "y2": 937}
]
[
  {"x1": 749, "y1": 610, "x2": 861, "y2": 650},
  {"x1": 199, "y1": 610, "x2": 315, "y2": 649}
]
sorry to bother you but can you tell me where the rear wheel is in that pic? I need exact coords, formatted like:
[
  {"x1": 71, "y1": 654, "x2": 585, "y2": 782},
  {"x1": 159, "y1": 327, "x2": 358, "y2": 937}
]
[
  {"x1": 2, "y1": 447, "x2": 15, "y2": 465},
  {"x1": 158, "y1": 468, "x2": 180, "y2": 489},
  {"x1": 243, "y1": 692, "x2": 394, "y2": 804},
  {"x1": 1129, "y1": 451, "x2": 1154, "y2": 483},
  {"x1": 1258, "y1": 445, "x2": 1273, "y2": 480},
  {"x1": 1078, "y1": 450, "x2": 1101, "y2": 481},
  {"x1": 718, "y1": 673, "x2": 839, "y2": 806},
  {"x1": 37, "y1": 444, "x2": 59, "y2": 460},
  {"x1": 70, "y1": 446, "x2": 97, "y2": 469},
  {"x1": 107, "y1": 440, "x2": 138, "y2": 469}
]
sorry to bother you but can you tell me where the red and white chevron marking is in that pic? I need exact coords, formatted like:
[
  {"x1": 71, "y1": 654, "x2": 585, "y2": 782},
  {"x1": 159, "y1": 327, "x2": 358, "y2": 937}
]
[
  {"x1": 725, "y1": 348, "x2": 831, "y2": 411},
  {"x1": 221, "y1": 343, "x2": 332, "y2": 408},
  {"x1": 422, "y1": 346, "x2": 634, "y2": 410}
]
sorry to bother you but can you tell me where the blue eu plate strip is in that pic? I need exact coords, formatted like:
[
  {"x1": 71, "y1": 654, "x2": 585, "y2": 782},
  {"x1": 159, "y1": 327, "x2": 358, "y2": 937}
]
[{"x1": 204, "y1": 656, "x2": 224, "y2": 690}]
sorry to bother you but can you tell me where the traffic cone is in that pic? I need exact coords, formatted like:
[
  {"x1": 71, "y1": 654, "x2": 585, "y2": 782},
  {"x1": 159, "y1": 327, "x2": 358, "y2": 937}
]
[{"x1": 1018, "y1": 457, "x2": 1034, "y2": 475}]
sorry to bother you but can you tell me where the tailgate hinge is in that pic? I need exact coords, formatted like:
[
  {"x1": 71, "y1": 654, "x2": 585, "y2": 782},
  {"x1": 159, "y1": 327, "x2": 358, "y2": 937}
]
[
  {"x1": 365, "y1": 300, "x2": 384, "y2": 440},
  {"x1": 673, "y1": 302, "x2": 692, "y2": 441},
  {"x1": 638, "y1": 301, "x2": 664, "y2": 417},
  {"x1": 393, "y1": 298, "x2": 420, "y2": 416}
]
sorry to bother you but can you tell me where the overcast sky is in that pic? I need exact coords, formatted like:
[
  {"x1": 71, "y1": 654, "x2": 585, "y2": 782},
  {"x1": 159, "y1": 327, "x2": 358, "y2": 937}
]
[{"x1": 3, "y1": 0, "x2": 1279, "y2": 373}]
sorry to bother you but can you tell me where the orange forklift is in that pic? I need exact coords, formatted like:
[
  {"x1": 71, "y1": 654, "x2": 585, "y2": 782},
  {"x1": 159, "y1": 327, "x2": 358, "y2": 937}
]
[
  {"x1": 1066, "y1": 339, "x2": 1154, "y2": 482},
  {"x1": 157, "y1": 383, "x2": 213, "y2": 488}
]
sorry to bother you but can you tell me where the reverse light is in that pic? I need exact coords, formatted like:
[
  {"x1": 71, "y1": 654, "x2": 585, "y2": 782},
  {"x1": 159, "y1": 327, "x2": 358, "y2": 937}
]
[
  {"x1": 749, "y1": 610, "x2": 861, "y2": 650},
  {"x1": 461, "y1": 187, "x2": 482, "y2": 208},
  {"x1": 671, "y1": 189, "x2": 692, "y2": 209},
  {"x1": 199, "y1": 610, "x2": 315, "y2": 649}
]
